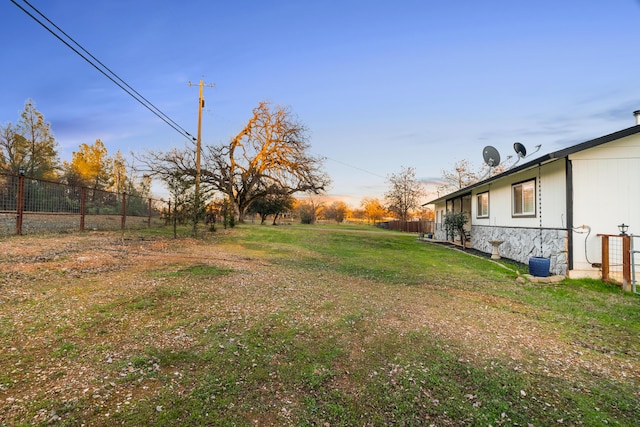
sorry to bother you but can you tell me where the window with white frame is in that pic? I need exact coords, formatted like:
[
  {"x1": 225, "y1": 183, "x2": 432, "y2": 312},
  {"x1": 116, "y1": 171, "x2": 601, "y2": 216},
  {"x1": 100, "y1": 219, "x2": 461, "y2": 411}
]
[
  {"x1": 476, "y1": 192, "x2": 489, "y2": 218},
  {"x1": 512, "y1": 179, "x2": 535, "y2": 216}
]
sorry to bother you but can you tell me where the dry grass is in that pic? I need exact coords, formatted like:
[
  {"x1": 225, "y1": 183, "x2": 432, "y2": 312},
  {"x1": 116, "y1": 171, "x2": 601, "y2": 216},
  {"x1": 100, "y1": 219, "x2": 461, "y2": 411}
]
[{"x1": 0, "y1": 228, "x2": 638, "y2": 425}]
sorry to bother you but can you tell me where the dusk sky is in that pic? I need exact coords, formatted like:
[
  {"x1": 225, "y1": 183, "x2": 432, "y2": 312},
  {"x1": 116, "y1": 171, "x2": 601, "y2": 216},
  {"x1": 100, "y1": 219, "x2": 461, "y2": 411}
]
[{"x1": 2, "y1": 0, "x2": 640, "y2": 206}]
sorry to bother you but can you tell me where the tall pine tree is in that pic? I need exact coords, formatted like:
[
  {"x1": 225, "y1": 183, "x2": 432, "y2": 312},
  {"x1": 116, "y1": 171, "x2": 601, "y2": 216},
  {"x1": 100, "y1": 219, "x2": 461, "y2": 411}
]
[{"x1": 0, "y1": 100, "x2": 59, "y2": 178}]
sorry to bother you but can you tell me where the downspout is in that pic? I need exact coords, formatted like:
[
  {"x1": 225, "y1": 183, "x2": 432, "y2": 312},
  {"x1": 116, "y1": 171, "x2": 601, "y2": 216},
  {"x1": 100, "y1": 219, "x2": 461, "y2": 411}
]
[{"x1": 566, "y1": 157, "x2": 574, "y2": 271}]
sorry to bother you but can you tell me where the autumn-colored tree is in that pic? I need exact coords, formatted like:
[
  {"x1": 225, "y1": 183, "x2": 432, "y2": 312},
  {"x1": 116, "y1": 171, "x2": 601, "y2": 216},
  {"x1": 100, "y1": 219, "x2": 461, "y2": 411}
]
[
  {"x1": 415, "y1": 206, "x2": 434, "y2": 221},
  {"x1": 323, "y1": 200, "x2": 350, "y2": 223},
  {"x1": 384, "y1": 166, "x2": 425, "y2": 222},
  {"x1": 360, "y1": 197, "x2": 386, "y2": 225},
  {"x1": 0, "y1": 100, "x2": 59, "y2": 178},
  {"x1": 349, "y1": 208, "x2": 365, "y2": 222},
  {"x1": 65, "y1": 139, "x2": 111, "y2": 189},
  {"x1": 110, "y1": 150, "x2": 128, "y2": 193}
]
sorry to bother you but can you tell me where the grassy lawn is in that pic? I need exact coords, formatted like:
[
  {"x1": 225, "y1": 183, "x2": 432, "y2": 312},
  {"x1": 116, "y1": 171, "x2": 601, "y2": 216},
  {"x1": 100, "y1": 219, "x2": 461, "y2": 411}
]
[{"x1": 0, "y1": 224, "x2": 639, "y2": 426}]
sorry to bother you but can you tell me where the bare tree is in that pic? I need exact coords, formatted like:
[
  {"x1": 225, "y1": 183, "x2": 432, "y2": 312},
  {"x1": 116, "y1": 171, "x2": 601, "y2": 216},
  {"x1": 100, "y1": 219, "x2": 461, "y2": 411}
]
[
  {"x1": 438, "y1": 158, "x2": 506, "y2": 196},
  {"x1": 204, "y1": 101, "x2": 330, "y2": 222},
  {"x1": 141, "y1": 101, "x2": 330, "y2": 224},
  {"x1": 141, "y1": 145, "x2": 197, "y2": 189},
  {"x1": 384, "y1": 166, "x2": 425, "y2": 222},
  {"x1": 437, "y1": 159, "x2": 480, "y2": 195},
  {"x1": 139, "y1": 145, "x2": 207, "y2": 233},
  {"x1": 295, "y1": 196, "x2": 323, "y2": 224},
  {"x1": 165, "y1": 171, "x2": 194, "y2": 238}
]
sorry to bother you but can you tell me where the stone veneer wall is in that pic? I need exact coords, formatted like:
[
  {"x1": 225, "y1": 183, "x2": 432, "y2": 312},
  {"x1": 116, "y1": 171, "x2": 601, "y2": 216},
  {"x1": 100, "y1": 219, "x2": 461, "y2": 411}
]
[{"x1": 471, "y1": 225, "x2": 569, "y2": 276}]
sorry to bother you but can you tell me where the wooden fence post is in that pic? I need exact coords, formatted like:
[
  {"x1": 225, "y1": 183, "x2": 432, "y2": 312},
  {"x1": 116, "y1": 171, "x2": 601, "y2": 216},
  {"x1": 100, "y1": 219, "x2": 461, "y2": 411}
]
[
  {"x1": 16, "y1": 172, "x2": 25, "y2": 235},
  {"x1": 622, "y1": 235, "x2": 631, "y2": 292},
  {"x1": 121, "y1": 192, "x2": 127, "y2": 231},
  {"x1": 147, "y1": 198, "x2": 152, "y2": 228},
  {"x1": 601, "y1": 235, "x2": 609, "y2": 282},
  {"x1": 80, "y1": 187, "x2": 86, "y2": 231}
]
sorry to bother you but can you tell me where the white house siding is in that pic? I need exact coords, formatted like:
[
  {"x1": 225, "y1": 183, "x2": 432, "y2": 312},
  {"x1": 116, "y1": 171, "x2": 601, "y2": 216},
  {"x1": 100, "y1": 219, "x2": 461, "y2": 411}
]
[
  {"x1": 470, "y1": 160, "x2": 566, "y2": 228},
  {"x1": 569, "y1": 133, "x2": 640, "y2": 277},
  {"x1": 469, "y1": 160, "x2": 568, "y2": 275},
  {"x1": 433, "y1": 161, "x2": 569, "y2": 274}
]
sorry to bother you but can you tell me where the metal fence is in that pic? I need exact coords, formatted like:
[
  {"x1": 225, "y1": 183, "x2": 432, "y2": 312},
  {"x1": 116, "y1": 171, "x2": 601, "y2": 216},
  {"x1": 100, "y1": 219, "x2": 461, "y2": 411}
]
[
  {"x1": 599, "y1": 233, "x2": 636, "y2": 292},
  {"x1": 0, "y1": 172, "x2": 166, "y2": 236}
]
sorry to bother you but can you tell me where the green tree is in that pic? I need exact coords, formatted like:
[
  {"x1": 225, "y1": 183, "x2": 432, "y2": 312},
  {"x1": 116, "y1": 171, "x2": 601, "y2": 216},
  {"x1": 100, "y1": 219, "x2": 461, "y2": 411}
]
[
  {"x1": 0, "y1": 100, "x2": 59, "y2": 178},
  {"x1": 247, "y1": 188, "x2": 295, "y2": 225},
  {"x1": 443, "y1": 211, "x2": 468, "y2": 244}
]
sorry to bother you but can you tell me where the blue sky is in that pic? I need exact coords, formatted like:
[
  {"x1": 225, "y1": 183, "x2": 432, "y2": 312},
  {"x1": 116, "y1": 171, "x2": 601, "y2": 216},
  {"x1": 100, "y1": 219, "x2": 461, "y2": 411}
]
[{"x1": 2, "y1": 0, "x2": 640, "y2": 206}]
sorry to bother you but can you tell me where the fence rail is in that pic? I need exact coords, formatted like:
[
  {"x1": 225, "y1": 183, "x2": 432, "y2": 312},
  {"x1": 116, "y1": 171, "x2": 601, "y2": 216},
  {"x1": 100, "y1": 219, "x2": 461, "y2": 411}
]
[{"x1": 0, "y1": 172, "x2": 166, "y2": 236}]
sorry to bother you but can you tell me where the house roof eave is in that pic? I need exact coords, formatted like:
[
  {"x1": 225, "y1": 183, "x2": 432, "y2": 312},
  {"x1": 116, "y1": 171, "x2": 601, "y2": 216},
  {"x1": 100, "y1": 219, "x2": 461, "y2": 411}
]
[
  {"x1": 425, "y1": 153, "x2": 554, "y2": 205},
  {"x1": 424, "y1": 123, "x2": 640, "y2": 206}
]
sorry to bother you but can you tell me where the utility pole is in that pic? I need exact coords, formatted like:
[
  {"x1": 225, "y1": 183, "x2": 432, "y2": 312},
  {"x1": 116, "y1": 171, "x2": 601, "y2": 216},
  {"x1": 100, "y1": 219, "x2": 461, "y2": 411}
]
[
  {"x1": 188, "y1": 79, "x2": 214, "y2": 198},
  {"x1": 188, "y1": 79, "x2": 214, "y2": 235}
]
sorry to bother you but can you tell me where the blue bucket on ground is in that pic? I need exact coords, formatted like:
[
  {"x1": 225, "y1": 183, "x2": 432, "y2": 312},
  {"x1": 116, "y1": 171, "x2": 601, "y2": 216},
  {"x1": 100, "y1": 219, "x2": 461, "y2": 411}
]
[{"x1": 529, "y1": 257, "x2": 550, "y2": 277}]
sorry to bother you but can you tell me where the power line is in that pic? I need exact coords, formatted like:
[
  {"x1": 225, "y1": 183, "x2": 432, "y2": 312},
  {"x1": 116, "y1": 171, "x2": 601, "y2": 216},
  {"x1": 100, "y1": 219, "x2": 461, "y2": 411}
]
[
  {"x1": 321, "y1": 155, "x2": 387, "y2": 179},
  {"x1": 10, "y1": 0, "x2": 195, "y2": 142},
  {"x1": 19, "y1": 0, "x2": 194, "y2": 140},
  {"x1": 12, "y1": 1, "x2": 386, "y2": 183}
]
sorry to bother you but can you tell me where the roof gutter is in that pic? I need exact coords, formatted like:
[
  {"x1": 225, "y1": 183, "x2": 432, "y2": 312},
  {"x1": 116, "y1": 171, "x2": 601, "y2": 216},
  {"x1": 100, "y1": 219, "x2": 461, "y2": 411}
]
[{"x1": 425, "y1": 123, "x2": 640, "y2": 206}]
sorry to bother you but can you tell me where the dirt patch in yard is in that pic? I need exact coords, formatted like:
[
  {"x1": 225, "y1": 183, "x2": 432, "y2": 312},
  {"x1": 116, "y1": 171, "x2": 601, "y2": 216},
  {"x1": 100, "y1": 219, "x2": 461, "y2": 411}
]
[{"x1": 0, "y1": 231, "x2": 638, "y2": 424}]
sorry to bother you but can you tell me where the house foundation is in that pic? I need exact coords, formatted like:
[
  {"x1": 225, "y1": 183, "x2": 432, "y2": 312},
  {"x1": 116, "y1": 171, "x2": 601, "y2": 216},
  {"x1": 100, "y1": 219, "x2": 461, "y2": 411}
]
[{"x1": 471, "y1": 225, "x2": 569, "y2": 276}]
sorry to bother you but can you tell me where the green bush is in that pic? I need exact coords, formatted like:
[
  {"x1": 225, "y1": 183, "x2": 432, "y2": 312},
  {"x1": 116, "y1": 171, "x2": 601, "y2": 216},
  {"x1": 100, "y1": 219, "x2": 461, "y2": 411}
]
[{"x1": 443, "y1": 211, "x2": 467, "y2": 241}]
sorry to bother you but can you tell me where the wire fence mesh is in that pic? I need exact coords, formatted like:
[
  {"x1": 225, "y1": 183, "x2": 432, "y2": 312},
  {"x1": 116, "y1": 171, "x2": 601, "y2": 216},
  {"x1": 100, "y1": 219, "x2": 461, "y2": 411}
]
[
  {"x1": 0, "y1": 172, "x2": 167, "y2": 235},
  {"x1": 605, "y1": 235, "x2": 624, "y2": 283},
  {"x1": 600, "y1": 234, "x2": 632, "y2": 290}
]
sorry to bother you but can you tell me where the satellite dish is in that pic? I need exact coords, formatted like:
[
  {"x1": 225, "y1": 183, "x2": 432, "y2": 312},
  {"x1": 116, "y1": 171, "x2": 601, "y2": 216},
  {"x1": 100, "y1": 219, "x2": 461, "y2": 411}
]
[
  {"x1": 506, "y1": 142, "x2": 542, "y2": 170},
  {"x1": 482, "y1": 146, "x2": 501, "y2": 167},
  {"x1": 513, "y1": 142, "x2": 527, "y2": 158}
]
